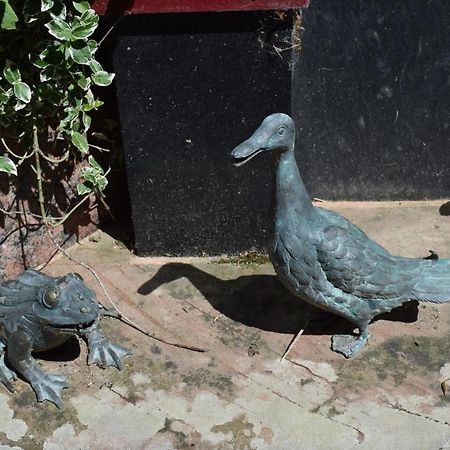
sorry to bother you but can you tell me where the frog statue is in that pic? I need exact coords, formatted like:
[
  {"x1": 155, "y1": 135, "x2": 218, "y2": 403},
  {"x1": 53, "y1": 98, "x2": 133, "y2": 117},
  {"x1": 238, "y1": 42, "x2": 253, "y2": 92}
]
[{"x1": 0, "y1": 269, "x2": 130, "y2": 408}]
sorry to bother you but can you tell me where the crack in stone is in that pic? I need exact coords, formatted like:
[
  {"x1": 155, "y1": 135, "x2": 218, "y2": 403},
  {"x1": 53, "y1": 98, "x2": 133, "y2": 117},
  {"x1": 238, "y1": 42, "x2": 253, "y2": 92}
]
[
  {"x1": 383, "y1": 400, "x2": 450, "y2": 428},
  {"x1": 105, "y1": 384, "x2": 134, "y2": 404},
  {"x1": 323, "y1": 414, "x2": 365, "y2": 444},
  {"x1": 286, "y1": 358, "x2": 332, "y2": 383},
  {"x1": 240, "y1": 369, "x2": 365, "y2": 444}
]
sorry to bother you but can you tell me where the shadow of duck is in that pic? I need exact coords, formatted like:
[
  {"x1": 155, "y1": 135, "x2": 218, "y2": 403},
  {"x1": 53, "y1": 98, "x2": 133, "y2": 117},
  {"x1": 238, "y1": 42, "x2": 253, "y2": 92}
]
[{"x1": 138, "y1": 263, "x2": 419, "y2": 337}]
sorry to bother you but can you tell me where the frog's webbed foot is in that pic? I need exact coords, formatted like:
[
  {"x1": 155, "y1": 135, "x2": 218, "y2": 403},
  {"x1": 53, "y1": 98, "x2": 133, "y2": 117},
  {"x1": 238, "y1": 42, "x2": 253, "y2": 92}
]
[
  {"x1": 6, "y1": 328, "x2": 68, "y2": 408},
  {"x1": 30, "y1": 372, "x2": 69, "y2": 409},
  {"x1": 86, "y1": 329, "x2": 130, "y2": 370},
  {"x1": 0, "y1": 354, "x2": 17, "y2": 392}
]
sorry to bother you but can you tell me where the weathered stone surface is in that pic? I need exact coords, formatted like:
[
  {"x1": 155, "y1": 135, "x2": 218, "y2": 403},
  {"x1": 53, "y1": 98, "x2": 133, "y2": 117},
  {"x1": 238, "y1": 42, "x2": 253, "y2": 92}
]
[{"x1": 1, "y1": 201, "x2": 450, "y2": 449}]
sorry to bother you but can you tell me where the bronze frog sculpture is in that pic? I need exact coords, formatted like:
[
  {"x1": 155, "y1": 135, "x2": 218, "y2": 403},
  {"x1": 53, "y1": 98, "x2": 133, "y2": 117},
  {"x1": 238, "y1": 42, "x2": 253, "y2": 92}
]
[{"x1": 0, "y1": 269, "x2": 130, "y2": 408}]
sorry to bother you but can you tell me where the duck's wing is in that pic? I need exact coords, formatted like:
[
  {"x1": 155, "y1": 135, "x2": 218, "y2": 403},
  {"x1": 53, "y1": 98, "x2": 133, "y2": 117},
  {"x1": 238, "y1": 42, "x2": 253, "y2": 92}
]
[
  {"x1": 316, "y1": 207, "x2": 391, "y2": 256},
  {"x1": 315, "y1": 224, "x2": 450, "y2": 302}
]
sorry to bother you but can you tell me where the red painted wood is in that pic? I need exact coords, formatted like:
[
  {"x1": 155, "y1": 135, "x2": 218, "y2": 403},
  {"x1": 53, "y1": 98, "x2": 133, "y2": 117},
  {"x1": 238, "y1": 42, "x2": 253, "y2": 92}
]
[{"x1": 91, "y1": 0, "x2": 309, "y2": 15}]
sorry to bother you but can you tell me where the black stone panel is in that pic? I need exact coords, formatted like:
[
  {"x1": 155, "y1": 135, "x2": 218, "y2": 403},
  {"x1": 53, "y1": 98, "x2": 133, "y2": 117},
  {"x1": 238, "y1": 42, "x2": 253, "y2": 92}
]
[
  {"x1": 295, "y1": 0, "x2": 450, "y2": 200},
  {"x1": 112, "y1": 12, "x2": 294, "y2": 255}
]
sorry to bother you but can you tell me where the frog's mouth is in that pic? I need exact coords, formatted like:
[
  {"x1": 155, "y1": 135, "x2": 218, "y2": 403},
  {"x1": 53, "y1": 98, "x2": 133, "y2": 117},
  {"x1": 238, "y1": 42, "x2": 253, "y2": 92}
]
[{"x1": 50, "y1": 319, "x2": 96, "y2": 334}]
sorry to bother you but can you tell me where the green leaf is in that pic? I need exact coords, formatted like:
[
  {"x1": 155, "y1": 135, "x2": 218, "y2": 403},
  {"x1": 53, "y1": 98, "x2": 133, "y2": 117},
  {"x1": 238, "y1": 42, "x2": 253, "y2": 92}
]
[
  {"x1": 85, "y1": 88, "x2": 94, "y2": 103},
  {"x1": 72, "y1": 24, "x2": 96, "y2": 40},
  {"x1": 73, "y1": 1, "x2": 90, "y2": 13},
  {"x1": 82, "y1": 112, "x2": 91, "y2": 131},
  {"x1": 0, "y1": 0, "x2": 18, "y2": 30},
  {"x1": 23, "y1": 0, "x2": 41, "y2": 23},
  {"x1": 89, "y1": 60, "x2": 102, "y2": 73},
  {"x1": 82, "y1": 99, "x2": 103, "y2": 112},
  {"x1": 80, "y1": 155, "x2": 108, "y2": 194},
  {"x1": 75, "y1": 72, "x2": 90, "y2": 90},
  {"x1": 31, "y1": 57, "x2": 50, "y2": 69},
  {"x1": 77, "y1": 182, "x2": 91, "y2": 195},
  {"x1": 41, "y1": 0, "x2": 54, "y2": 11},
  {"x1": 80, "y1": 8, "x2": 98, "y2": 23},
  {"x1": 39, "y1": 67, "x2": 55, "y2": 82},
  {"x1": 88, "y1": 154, "x2": 102, "y2": 171},
  {"x1": 96, "y1": 175, "x2": 107, "y2": 191},
  {"x1": 49, "y1": 1, "x2": 66, "y2": 20},
  {"x1": 13, "y1": 82, "x2": 31, "y2": 103},
  {"x1": 92, "y1": 71, "x2": 115, "y2": 87},
  {"x1": 91, "y1": 132, "x2": 112, "y2": 143},
  {"x1": 13, "y1": 101, "x2": 26, "y2": 111},
  {"x1": 0, "y1": 155, "x2": 17, "y2": 175},
  {"x1": 45, "y1": 18, "x2": 73, "y2": 40},
  {"x1": 39, "y1": 44, "x2": 64, "y2": 65},
  {"x1": 87, "y1": 39, "x2": 97, "y2": 53},
  {"x1": 36, "y1": 83, "x2": 61, "y2": 105},
  {"x1": 0, "y1": 86, "x2": 11, "y2": 104},
  {"x1": 3, "y1": 64, "x2": 20, "y2": 83},
  {"x1": 71, "y1": 131, "x2": 88, "y2": 153},
  {"x1": 81, "y1": 167, "x2": 96, "y2": 183},
  {"x1": 72, "y1": 15, "x2": 98, "y2": 39},
  {"x1": 68, "y1": 41, "x2": 93, "y2": 65}
]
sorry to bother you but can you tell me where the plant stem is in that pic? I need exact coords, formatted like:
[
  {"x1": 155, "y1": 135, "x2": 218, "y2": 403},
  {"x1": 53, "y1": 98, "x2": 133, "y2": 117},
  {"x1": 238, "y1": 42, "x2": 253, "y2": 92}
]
[
  {"x1": 89, "y1": 144, "x2": 110, "y2": 153},
  {"x1": 49, "y1": 194, "x2": 91, "y2": 227},
  {"x1": 33, "y1": 123, "x2": 47, "y2": 224},
  {"x1": 38, "y1": 148, "x2": 69, "y2": 164},
  {"x1": 46, "y1": 228, "x2": 206, "y2": 353},
  {"x1": 1, "y1": 138, "x2": 33, "y2": 163}
]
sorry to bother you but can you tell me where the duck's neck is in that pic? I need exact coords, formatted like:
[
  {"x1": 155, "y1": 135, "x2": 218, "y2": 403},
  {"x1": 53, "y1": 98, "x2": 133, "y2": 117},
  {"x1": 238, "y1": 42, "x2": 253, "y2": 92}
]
[{"x1": 273, "y1": 148, "x2": 313, "y2": 221}]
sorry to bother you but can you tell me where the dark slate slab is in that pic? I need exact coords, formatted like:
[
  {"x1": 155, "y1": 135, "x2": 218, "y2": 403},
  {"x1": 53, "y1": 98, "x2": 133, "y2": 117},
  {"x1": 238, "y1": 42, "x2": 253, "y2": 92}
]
[
  {"x1": 112, "y1": 11, "x2": 295, "y2": 255},
  {"x1": 294, "y1": 0, "x2": 450, "y2": 200}
]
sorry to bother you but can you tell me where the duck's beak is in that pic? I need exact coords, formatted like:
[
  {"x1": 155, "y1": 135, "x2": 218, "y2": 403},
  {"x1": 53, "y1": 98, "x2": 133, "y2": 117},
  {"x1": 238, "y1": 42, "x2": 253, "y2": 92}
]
[
  {"x1": 231, "y1": 141, "x2": 266, "y2": 167},
  {"x1": 231, "y1": 124, "x2": 271, "y2": 167}
]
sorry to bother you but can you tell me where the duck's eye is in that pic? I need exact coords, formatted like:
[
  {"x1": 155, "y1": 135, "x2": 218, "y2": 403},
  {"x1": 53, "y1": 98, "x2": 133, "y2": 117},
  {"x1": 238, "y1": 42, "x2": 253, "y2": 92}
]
[
  {"x1": 277, "y1": 126, "x2": 287, "y2": 136},
  {"x1": 43, "y1": 287, "x2": 60, "y2": 308},
  {"x1": 72, "y1": 273, "x2": 83, "y2": 281}
]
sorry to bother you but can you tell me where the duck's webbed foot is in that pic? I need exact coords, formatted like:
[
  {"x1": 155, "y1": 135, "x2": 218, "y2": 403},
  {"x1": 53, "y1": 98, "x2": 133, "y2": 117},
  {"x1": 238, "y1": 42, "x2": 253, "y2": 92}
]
[
  {"x1": 85, "y1": 327, "x2": 130, "y2": 370},
  {"x1": 331, "y1": 327, "x2": 369, "y2": 358}
]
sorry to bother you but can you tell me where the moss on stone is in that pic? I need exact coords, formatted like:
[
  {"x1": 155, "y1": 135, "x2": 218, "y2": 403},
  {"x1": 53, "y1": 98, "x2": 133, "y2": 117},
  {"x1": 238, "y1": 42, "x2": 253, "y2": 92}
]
[
  {"x1": 214, "y1": 251, "x2": 270, "y2": 267},
  {"x1": 210, "y1": 414, "x2": 256, "y2": 449},
  {"x1": 337, "y1": 332, "x2": 450, "y2": 390}
]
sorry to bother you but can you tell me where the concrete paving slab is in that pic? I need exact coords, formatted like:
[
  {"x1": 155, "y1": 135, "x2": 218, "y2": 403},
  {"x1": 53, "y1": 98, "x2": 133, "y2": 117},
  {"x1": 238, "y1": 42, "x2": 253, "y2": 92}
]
[{"x1": 0, "y1": 201, "x2": 450, "y2": 449}]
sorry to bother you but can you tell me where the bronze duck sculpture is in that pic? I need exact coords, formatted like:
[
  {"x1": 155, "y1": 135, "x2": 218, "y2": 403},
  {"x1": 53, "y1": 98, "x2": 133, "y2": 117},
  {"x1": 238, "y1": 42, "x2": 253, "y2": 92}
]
[{"x1": 231, "y1": 113, "x2": 450, "y2": 358}]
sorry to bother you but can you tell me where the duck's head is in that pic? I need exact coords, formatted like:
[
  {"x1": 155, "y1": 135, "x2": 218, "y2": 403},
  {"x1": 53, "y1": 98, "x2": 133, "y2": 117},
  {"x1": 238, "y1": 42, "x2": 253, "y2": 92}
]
[{"x1": 231, "y1": 113, "x2": 295, "y2": 167}]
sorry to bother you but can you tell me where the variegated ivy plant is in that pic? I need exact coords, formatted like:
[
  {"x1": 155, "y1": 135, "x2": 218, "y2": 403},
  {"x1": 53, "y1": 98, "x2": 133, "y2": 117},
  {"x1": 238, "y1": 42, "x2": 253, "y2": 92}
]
[{"x1": 0, "y1": 0, "x2": 112, "y2": 226}]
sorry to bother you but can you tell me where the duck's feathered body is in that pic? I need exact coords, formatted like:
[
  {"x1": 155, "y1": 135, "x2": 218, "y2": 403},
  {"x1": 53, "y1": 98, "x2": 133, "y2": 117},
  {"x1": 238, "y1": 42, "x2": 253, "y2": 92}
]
[{"x1": 232, "y1": 113, "x2": 450, "y2": 357}]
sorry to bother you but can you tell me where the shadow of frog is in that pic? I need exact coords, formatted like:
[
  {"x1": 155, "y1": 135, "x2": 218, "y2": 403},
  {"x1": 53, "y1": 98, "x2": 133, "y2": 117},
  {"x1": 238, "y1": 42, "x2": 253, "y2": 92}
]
[{"x1": 34, "y1": 336, "x2": 81, "y2": 362}]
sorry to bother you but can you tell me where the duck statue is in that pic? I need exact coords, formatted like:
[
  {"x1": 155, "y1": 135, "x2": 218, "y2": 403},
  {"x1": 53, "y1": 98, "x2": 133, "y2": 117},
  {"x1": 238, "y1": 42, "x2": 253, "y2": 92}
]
[{"x1": 231, "y1": 113, "x2": 450, "y2": 358}]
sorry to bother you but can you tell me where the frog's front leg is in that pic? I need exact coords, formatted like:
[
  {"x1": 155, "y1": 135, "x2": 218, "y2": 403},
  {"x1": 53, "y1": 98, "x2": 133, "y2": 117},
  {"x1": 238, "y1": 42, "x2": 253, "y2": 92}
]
[
  {"x1": 7, "y1": 329, "x2": 68, "y2": 408},
  {"x1": 0, "y1": 343, "x2": 17, "y2": 392},
  {"x1": 84, "y1": 326, "x2": 130, "y2": 370}
]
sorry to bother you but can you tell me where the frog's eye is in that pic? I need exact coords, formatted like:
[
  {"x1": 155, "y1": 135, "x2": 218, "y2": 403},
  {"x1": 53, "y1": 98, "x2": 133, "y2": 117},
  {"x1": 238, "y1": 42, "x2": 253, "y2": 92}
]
[
  {"x1": 72, "y1": 273, "x2": 83, "y2": 281},
  {"x1": 42, "y1": 287, "x2": 60, "y2": 308}
]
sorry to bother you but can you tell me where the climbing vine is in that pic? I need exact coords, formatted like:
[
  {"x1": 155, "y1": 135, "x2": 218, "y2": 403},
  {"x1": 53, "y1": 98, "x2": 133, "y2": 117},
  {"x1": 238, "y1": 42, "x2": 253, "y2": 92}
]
[{"x1": 0, "y1": 0, "x2": 112, "y2": 226}]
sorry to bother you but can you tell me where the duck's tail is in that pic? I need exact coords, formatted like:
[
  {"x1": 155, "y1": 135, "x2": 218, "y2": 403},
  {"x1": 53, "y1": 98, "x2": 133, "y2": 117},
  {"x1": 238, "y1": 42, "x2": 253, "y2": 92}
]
[{"x1": 411, "y1": 258, "x2": 450, "y2": 303}]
